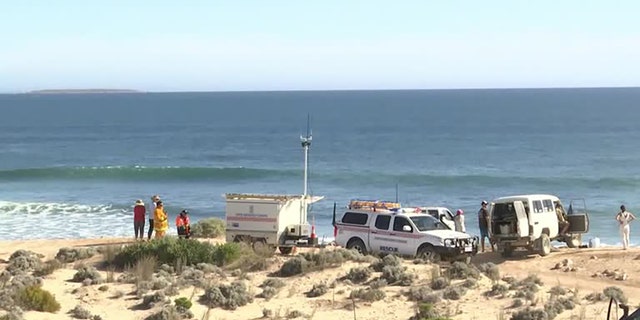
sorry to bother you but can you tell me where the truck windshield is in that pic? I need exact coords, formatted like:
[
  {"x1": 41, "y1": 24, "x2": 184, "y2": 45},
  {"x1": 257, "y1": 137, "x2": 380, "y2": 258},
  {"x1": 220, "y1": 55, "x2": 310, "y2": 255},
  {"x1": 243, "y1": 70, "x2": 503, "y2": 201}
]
[{"x1": 410, "y1": 216, "x2": 448, "y2": 231}]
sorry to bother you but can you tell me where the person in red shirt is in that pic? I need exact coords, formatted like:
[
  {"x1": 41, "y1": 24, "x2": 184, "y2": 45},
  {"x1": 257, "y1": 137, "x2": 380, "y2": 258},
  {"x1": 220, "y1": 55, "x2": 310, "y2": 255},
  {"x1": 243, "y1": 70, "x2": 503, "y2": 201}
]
[
  {"x1": 133, "y1": 199, "x2": 146, "y2": 240},
  {"x1": 176, "y1": 210, "x2": 191, "y2": 239}
]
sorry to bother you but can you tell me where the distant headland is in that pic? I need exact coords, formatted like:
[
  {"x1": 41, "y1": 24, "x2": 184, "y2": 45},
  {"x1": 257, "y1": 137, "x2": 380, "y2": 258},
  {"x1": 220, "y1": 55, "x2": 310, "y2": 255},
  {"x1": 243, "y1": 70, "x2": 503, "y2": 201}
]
[{"x1": 26, "y1": 89, "x2": 142, "y2": 94}]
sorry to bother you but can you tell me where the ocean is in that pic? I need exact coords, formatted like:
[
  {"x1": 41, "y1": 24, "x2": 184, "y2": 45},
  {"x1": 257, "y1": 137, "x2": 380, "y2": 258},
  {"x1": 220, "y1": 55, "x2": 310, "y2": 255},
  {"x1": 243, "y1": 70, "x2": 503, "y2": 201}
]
[{"x1": 1, "y1": 88, "x2": 639, "y2": 247}]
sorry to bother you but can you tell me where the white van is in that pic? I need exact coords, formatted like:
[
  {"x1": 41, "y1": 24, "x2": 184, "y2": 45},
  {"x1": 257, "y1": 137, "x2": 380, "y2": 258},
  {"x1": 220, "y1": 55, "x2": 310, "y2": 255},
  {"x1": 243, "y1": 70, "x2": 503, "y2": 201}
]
[{"x1": 489, "y1": 194, "x2": 589, "y2": 257}]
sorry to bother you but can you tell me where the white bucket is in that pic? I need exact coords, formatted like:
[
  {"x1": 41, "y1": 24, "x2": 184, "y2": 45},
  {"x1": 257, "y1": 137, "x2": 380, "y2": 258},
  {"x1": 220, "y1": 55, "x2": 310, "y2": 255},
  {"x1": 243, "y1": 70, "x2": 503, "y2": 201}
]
[
  {"x1": 499, "y1": 224, "x2": 509, "y2": 234},
  {"x1": 589, "y1": 237, "x2": 600, "y2": 248}
]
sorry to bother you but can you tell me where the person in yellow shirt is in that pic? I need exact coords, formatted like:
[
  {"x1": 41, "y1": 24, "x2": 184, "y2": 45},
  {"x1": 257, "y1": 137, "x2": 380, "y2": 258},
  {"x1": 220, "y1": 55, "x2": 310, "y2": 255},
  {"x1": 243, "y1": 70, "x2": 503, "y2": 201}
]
[{"x1": 154, "y1": 201, "x2": 169, "y2": 239}]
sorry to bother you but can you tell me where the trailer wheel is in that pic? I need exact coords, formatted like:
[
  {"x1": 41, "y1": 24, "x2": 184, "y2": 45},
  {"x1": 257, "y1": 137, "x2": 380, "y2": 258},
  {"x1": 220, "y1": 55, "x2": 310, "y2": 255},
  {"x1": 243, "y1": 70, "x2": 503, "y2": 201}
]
[
  {"x1": 346, "y1": 238, "x2": 367, "y2": 255},
  {"x1": 278, "y1": 247, "x2": 293, "y2": 255}
]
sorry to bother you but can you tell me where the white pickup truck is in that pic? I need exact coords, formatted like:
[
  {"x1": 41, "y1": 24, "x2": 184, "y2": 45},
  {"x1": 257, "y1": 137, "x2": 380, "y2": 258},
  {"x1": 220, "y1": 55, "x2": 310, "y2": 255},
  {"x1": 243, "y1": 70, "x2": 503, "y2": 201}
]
[{"x1": 333, "y1": 200, "x2": 478, "y2": 263}]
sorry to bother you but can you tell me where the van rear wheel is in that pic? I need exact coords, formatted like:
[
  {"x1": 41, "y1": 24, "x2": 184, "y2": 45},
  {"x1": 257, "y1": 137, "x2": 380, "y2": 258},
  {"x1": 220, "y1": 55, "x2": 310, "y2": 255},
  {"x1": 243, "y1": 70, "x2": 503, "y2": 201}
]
[
  {"x1": 538, "y1": 234, "x2": 551, "y2": 256},
  {"x1": 346, "y1": 238, "x2": 367, "y2": 255}
]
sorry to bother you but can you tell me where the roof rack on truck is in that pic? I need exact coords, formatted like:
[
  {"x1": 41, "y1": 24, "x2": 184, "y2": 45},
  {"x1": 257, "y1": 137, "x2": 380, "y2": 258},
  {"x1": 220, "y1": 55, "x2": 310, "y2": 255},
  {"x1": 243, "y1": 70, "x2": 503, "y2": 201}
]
[
  {"x1": 225, "y1": 193, "x2": 301, "y2": 201},
  {"x1": 348, "y1": 199, "x2": 401, "y2": 211}
]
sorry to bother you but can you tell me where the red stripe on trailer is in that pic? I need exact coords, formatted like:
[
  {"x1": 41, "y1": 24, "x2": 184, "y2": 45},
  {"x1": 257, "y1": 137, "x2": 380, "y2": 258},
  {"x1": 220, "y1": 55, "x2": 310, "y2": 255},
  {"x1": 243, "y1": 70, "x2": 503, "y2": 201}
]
[{"x1": 227, "y1": 216, "x2": 277, "y2": 222}]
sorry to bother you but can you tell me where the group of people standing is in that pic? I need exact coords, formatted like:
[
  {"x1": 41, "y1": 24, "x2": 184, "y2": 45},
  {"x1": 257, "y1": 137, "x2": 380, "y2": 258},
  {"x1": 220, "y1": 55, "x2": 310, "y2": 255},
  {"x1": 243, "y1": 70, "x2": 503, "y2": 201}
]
[
  {"x1": 451, "y1": 200, "x2": 498, "y2": 253},
  {"x1": 132, "y1": 194, "x2": 191, "y2": 240}
]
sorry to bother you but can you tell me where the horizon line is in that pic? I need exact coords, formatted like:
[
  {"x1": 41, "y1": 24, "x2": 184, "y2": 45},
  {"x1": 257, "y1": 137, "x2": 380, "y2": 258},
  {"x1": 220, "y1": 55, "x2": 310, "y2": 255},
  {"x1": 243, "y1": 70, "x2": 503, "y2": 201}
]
[{"x1": 3, "y1": 85, "x2": 640, "y2": 95}]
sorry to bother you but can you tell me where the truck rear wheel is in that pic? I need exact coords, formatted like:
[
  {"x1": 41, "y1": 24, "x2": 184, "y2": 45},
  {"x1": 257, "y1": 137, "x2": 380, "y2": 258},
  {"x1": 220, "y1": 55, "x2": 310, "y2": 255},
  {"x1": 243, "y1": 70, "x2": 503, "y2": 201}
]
[
  {"x1": 538, "y1": 234, "x2": 551, "y2": 256},
  {"x1": 346, "y1": 238, "x2": 367, "y2": 255}
]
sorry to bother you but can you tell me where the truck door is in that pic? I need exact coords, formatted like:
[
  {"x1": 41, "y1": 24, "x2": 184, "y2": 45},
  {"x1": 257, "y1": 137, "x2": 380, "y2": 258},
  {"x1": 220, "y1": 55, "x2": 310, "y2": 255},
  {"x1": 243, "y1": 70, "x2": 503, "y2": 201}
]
[
  {"x1": 514, "y1": 201, "x2": 529, "y2": 237},
  {"x1": 369, "y1": 214, "x2": 393, "y2": 255},
  {"x1": 391, "y1": 216, "x2": 416, "y2": 256}
]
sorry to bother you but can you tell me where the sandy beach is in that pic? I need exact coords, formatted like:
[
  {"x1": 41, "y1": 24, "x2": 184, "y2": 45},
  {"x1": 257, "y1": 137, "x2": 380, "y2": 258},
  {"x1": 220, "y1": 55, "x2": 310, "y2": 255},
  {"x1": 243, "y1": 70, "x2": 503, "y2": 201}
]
[{"x1": 1, "y1": 237, "x2": 638, "y2": 320}]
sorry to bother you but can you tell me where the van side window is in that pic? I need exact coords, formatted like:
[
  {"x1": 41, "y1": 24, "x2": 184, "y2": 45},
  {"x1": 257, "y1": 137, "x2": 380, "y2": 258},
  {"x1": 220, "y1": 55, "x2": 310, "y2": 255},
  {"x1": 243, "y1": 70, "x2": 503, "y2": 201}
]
[
  {"x1": 542, "y1": 200, "x2": 553, "y2": 212},
  {"x1": 375, "y1": 215, "x2": 391, "y2": 230},
  {"x1": 341, "y1": 212, "x2": 368, "y2": 225},
  {"x1": 393, "y1": 217, "x2": 412, "y2": 232},
  {"x1": 532, "y1": 200, "x2": 543, "y2": 213}
]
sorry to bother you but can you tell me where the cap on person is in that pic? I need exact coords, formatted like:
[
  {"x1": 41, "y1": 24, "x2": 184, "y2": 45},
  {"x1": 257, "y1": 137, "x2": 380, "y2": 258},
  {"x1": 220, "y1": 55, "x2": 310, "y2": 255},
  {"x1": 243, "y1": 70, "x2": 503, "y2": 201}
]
[
  {"x1": 482, "y1": 200, "x2": 488, "y2": 206},
  {"x1": 456, "y1": 209, "x2": 464, "y2": 215},
  {"x1": 135, "y1": 199, "x2": 144, "y2": 206}
]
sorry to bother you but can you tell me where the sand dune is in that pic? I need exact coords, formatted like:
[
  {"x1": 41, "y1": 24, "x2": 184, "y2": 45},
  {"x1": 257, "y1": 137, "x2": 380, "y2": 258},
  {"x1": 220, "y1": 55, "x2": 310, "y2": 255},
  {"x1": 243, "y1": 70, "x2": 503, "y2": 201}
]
[{"x1": 0, "y1": 238, "x2": 637, "y2": 320}]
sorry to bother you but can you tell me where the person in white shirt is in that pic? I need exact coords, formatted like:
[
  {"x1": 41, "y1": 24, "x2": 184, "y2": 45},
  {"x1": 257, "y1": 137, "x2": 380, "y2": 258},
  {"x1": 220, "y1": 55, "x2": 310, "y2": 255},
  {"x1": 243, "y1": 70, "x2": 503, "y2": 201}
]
[
  {"x1": 454, "y1": 209, "x2": 466, "y2": 233},
  {"x1": 616, "y1": 205, "x2": 636, "y2": 250}
]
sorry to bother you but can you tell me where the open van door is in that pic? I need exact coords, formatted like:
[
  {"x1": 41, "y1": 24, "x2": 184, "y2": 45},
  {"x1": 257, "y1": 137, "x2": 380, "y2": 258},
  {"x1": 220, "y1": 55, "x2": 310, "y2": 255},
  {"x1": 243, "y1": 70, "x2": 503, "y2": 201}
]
[
  {"x1": 567, "y1": 199, "x2": 589, "y2": 233},
  {"x1": 514, "y1": 201, "x2": 529, "y2": 237}
]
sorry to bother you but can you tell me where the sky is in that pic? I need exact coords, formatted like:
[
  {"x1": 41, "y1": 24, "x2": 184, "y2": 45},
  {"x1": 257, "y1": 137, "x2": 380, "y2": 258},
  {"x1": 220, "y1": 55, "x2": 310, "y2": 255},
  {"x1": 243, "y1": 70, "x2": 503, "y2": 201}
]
[{"x1": 1, "y1": 1, "x2": 639, "y2": 92}]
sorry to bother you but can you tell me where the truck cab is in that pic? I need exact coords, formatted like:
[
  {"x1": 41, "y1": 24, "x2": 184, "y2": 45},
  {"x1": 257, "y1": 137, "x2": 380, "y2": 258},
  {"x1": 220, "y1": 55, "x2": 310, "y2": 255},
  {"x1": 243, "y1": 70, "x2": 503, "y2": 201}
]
[
  {"x1": 489, "y1": 194, "x2": 589, "y2": 257},
  {"x1": 334, "y1": 200, "x2": 478, "y2": 263}
]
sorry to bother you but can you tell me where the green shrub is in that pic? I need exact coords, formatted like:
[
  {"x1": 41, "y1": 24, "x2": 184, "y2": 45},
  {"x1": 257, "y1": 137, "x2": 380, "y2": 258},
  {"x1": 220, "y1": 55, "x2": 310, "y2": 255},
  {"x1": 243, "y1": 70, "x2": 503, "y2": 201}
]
[
  {"x1": 190, "y1": 218, "x2": 225, "y2": 238},
  {"x1": 199, "y1": 281, "x2": 253, "y2": 310},
  {"x1": 7, "y1": 250, "x2": 43, "y2": 275},
  {"x1": 15, "y1": 285, "x2": 61, "y2": 312},
  {"x1": 260, "y1": 278, "x2": 285, "y2": 289},
  {"x1": 33, "y1": 259, "x2": 65, "y2": 277},
  {"x1": 410, "y1": 303, "x2": 451, "y2": 320},
  {"x1": 510, "y1": 308, "x2": 547, "y2": 320},
  {"x1": 380, "y1": 265, "x2": 414, "y2": 286},
  {"x1": 350, "y1": 288, "x2": 385, "y2": 302},
  {"x1": 370, "y1": 255, "x2": 402, "y2": 272},
  {"x1": 174, "y1": 297, "x2": 192, "y2": 310},
  {"x1": 306, "y1": 283, "x2": 328, "y2": 298},
  {"x1": 442, "y1": 286, "x2": 466, "y2": 300},
  {"x1": 68, "y1": 304, "x2": 92, "y2": 319},
  {"x1": 344, "y1": 267, "x2": 371, "y2": 284},
  {"x1": 446, "y1": 261, "x2": 480, "y2": 280},
  {"x1": 278, "y1": 257, "x2": 308, "y2": 277},
  {"x1": 111, "y1": 237, "x2": 241, "y2": 269},
  {"x1": 603, "y1": 286, "x2": 627, "y2": 304},
  {"x1": 72, "y1": 266, "x2": 104, "y2": 285},
  {"x1": 430, "y1": 277, "x2": 450, "y2": 290},
  {"x1": 141, "y1": 291, "x2": 166, "y2": 309},
  {"x1": 487, "y1": 283, "x2": 509, "y2": 298},
  {"x1": 55, "y1": 247, "x2": 96, "y2": 263},
  {"x1": 407, "y1": 286, "x2": 440, "y2": 304},
  {"x1": 478, "y1": 262, "x2": 500, "y2": 282}
]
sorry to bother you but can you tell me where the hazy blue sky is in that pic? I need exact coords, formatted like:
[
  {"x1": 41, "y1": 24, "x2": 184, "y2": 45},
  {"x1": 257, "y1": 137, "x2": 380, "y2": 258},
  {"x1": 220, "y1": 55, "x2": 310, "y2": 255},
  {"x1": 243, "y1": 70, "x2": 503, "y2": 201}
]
[{"x1": 1, "y1": 1, "x2": 639, "y2": 92}]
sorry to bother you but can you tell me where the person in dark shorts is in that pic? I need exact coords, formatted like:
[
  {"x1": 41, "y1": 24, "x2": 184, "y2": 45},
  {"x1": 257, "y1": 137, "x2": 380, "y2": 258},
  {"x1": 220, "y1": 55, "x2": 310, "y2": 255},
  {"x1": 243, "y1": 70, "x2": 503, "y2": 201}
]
[
  {"x1": 133, "y1": 199, "x2": 146, "y2": 240},
  {"x1": 147, "y1": 195, "x2": 160, "y2": 239},
  {"x1": 478, "y1": 200, "x2": 495, "y2": 252}
]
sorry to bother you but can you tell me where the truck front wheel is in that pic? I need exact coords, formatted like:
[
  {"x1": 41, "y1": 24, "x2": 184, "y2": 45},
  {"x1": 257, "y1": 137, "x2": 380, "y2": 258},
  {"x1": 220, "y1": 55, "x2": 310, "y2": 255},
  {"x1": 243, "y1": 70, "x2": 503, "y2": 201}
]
[
  {"x1": 417, "y1": 245, "x2": 441, "y2": 263},
  {"x1": 346, "y1": 238, "x2": 368, "y2": 255},
  {"x1": 278, "y1": 246, "x2": 293, "y2": 255}
]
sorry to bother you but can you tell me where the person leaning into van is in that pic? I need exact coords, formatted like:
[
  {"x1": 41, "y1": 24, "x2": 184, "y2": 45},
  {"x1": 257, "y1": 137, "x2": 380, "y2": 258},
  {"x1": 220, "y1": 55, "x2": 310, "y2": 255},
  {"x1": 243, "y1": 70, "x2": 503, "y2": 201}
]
[
  {"x1": 616, "y1": 205, "x2": 636, "y2": 250},
  {"x1": 555, "y1": 202, "x2": 570, "y2": 236},
  {"x1": 478, "y1": 201, "x2": 495, "y2": 252}
]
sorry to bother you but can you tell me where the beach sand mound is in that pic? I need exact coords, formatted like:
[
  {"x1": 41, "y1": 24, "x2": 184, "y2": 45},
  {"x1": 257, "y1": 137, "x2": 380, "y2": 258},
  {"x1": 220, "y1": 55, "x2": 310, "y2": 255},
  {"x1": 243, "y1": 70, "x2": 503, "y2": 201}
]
[{"x1": 0, "y1": 238, "x2": 639, "y2": 320}]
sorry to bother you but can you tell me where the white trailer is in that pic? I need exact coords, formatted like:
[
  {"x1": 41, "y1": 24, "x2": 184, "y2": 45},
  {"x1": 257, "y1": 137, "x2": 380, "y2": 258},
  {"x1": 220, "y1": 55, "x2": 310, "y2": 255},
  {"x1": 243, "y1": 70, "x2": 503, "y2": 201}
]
[
  {"x1": 225, "y1": 193, "x2": 324, "y2": 254},
  {"x1": 223, "y1": 117, "x2": 324, "y2": 254}
]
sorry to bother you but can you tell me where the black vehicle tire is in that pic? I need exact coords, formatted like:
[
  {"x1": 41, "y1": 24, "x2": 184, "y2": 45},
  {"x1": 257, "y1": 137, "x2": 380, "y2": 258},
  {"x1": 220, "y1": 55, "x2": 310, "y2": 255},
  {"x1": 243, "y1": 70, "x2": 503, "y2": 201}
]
[
  {"x1": 417, "y1": 245, "x2": 441, "y2": 263},
  {"x1": 278, "y1": 246, "x2": 293, "y2": 255},
  {"x1": 538, "y1": 233, "x2": 551, "y2": 256},
  {"x1": 565, "y1": 234, "x2": 582, "y2": 248},
  {"x1": 346, "y1": 238, "x2": 368, "y2": 255}
]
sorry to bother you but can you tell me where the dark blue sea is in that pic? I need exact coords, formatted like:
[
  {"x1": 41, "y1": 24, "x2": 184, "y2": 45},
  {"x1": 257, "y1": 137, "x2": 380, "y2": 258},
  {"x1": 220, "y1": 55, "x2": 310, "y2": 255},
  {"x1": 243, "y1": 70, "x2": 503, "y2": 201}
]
[{"x1": 1, "y1": 88, "x2": 639, "y2": 246}]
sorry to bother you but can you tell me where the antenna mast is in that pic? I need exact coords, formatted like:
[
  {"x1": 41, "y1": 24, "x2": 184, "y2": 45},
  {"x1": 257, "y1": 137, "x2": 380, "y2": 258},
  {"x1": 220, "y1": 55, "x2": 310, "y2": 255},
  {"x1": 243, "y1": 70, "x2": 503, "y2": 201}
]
[{"x1": 300, "y1": 114, "x2": 312, "y2": 197}]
